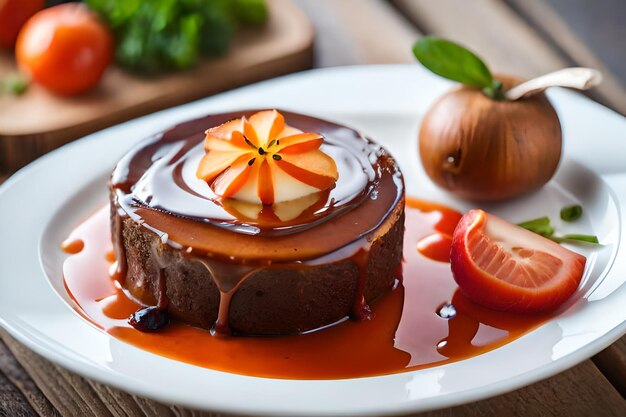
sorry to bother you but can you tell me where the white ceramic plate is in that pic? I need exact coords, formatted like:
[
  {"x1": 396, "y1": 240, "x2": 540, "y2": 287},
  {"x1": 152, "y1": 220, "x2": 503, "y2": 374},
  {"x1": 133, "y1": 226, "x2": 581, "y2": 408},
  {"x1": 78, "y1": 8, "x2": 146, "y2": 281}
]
[{"x1": 1, "y1": 65, "x2": 626, "y2": 416}]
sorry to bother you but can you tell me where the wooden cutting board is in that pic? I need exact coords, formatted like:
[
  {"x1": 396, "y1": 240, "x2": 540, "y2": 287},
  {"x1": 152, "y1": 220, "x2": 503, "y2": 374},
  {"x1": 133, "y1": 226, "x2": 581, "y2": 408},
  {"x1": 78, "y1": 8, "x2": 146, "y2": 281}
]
[{"x1": 0, "y1": 0, "x2": 313, "y2": 175}]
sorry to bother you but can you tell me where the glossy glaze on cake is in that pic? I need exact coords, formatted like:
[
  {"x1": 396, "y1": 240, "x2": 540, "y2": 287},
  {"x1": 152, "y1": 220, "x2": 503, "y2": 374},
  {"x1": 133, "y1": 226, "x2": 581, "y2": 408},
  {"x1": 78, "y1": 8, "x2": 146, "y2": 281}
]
[{"x1": 109, "y1": 110, "x2": 405, "y2": 335}]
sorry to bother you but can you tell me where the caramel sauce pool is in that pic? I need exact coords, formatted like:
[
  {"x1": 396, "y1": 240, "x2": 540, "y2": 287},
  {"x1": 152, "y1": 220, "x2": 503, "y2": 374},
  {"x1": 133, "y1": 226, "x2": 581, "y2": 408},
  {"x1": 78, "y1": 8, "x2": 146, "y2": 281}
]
[{"x1": 62, "y1": 198, "x2": 550, "y2": 379}]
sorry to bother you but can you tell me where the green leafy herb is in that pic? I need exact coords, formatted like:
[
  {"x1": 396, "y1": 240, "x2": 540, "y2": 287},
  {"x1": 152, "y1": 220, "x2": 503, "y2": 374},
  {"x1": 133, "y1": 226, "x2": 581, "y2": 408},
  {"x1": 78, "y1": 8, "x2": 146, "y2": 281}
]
[
  {"x1": 560, "y1": 204, "x2": 583, "y2": 222},
  {"x1": 2, "y1": 73, "x2": 29, "y2": 96},
  {"x1": 412, "y1": 36, "x2": 502, "y2": 98},
  {"x1": 518, "y1": 214, "x2": 599, "y2": 245},
  {"x1": 231, "y1": 0, "x2": 268, "y2": 26},
  {"x1": 517, "y1": 217, "x2": 554, "y2": 237},
  {"x1": 553, "y1": 234, "x2": 600, "y2": 244},
  {"x1": 86, "y1": 0, "x2": 267, "y2": 74}
]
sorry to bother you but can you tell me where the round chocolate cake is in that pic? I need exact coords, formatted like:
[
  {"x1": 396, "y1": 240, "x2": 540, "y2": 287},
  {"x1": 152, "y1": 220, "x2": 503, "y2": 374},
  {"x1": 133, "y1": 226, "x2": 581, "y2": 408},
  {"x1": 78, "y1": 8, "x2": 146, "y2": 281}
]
[{"x1": 110, "y1": 110, "x2": 404, "y2": 335}]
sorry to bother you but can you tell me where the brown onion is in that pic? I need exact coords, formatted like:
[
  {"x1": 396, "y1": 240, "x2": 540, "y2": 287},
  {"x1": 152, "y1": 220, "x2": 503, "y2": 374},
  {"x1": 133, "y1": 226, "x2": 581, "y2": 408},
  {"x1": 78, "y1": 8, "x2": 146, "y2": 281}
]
[{"x1": 419, "y1": 75, "x2": 562, "y2": 201}]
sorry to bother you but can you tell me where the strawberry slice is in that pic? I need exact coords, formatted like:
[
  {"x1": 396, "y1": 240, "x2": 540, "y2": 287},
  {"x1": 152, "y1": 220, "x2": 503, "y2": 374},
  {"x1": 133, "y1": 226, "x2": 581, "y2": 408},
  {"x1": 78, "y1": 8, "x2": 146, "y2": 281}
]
[{"x1": 451, "y1": 209, "x2": 586, "y2": 313}]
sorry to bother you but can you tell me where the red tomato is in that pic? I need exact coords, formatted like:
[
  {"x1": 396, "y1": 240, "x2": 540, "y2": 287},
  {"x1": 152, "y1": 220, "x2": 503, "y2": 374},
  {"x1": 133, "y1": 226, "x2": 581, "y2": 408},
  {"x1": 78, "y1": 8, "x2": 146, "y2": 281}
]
[
  {"x1": 0, "y1": 0, "x2": 44, "y2": 49},
  {"x1": 450, "y1": 209, "x2": 586, "y2": 313},
  {"x1": 15, "y1": 3, "x2": 113, "y2": 95}
]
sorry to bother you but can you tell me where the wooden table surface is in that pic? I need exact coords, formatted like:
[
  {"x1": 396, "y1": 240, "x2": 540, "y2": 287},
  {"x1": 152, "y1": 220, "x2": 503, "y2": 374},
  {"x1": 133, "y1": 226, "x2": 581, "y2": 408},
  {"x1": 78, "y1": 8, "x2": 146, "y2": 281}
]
[{"x1": 1, "y1": 1, "x2": 625, "y2": 416}]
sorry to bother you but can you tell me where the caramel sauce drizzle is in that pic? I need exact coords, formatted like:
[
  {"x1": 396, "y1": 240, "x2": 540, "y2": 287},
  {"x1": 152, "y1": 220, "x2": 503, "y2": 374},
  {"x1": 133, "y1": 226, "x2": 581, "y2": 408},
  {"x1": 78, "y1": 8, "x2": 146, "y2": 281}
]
[
  {"x1": 56, "y1": 111, "x2": 553, "y2": 378},
  {"x1": 196, "y1": 259, "x2": 259, "y2": 335},
  {"x1": 62, "y1": 199, "x2": 551, "y2": 379},
  {"x1": 350, "y1": 248, "x2": 373, "y2": 320},
  {"x1": 60, "y1": 238, "x2": 84, "y2": 254}
]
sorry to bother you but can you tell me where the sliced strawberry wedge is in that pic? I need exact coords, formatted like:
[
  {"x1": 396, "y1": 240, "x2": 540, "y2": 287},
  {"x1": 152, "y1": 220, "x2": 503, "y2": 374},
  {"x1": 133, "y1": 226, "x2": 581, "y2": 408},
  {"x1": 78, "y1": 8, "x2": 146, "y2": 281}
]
[{"x1": 451, "y1": 209, "x2": 586, "y2": 313}]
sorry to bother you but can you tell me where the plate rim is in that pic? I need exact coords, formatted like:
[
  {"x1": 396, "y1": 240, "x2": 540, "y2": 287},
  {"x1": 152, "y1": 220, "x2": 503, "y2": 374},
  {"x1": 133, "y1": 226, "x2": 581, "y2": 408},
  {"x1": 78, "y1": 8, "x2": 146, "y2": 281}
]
[{"x1": 1, "y1": 64, "x2": 626, "y2": 416}]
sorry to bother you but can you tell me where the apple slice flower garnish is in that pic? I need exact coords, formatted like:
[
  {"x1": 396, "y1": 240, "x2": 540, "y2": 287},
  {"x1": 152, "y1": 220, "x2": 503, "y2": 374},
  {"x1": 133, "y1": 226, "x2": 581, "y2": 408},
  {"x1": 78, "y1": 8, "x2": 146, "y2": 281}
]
[{"x1": 197, "y1": 110, "x2": 339, "y2": 205}]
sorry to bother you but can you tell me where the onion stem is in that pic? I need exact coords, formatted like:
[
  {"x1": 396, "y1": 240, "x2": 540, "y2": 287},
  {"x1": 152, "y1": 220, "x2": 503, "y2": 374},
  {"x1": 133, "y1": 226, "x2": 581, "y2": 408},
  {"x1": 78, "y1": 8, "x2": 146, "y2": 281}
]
[{"x1": 482, "y1": 80, "x2": 504, "y2": 100}]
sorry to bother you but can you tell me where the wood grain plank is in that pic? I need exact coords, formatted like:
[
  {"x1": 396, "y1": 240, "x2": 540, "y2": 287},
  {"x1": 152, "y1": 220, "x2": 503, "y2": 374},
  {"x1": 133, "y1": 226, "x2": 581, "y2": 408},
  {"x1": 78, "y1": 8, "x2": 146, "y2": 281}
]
[
  {"x1": 541, "y1": 0, "x2": 626, "y2": 81},
  {"x1": 393, "y1": 0, "x2": 624, "y2": 114},
  {"x1": 419, "y1": 360, "x2": 626, "y2": 416},
  {"x1": 0, "y1": 339, "x2": 60, "y2": 417},
  {"x1": 293, "y1": 0, "x2": 420, "y2": 66},
  {"x1": 0, "y1": 170, "x2": 54, "y2": 414},
  {"x1": 1, "y1": 329, "x2": 111, "y2": 416},
  {"x1": 593, "y1": 335, "x2": 626, "y2": 398},
  {"x1": 0, "y1": 0, "x2": 313, "y2": 175},
  {"x1": 0, "y1": 362, "x2": 38, "y2": 417},
  {"x1": 86, "y1": 381, "x2": 146, "y2": 417},
  {"x1": 131, "y1": 397, "x2": 176, "y2": 417},
  {"x1": 392, "y1": 0, "x2": 568, "y2": 76},
  {"x1": 506, "y1": 0, "x2": 625, "y2": 114}
]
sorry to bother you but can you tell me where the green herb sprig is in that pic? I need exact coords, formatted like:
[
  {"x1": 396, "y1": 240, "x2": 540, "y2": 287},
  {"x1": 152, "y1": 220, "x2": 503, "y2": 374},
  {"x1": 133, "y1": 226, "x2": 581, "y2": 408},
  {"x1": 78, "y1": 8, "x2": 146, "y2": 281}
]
[
  {"x1": 560, "y1": 204, "x2": 583, "y2": 222},
  {"x1": 517, "y1": 217, "x2": 554, "y2": 238},
  {"x1": 517, "y1": 205, "x2": 599, "y2": 245},
  {"x1": 412, "y1": 36, "x2": 503, "y2": 99},
  {"x1": 86, "y1": 0, "x2": 268, "y2": 74},
  {"x1": 1, "y1": 73, "x2": 29, "y2": 96},
  {"x1": 551, "y1": 234, "x2": 599, "y2": 244}
]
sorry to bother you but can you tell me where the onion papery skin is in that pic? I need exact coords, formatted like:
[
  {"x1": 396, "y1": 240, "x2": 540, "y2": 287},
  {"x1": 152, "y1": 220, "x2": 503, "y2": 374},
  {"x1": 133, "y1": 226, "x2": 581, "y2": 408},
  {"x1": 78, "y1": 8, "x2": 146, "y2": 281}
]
[{"x1": 419, "y1": 76, "x2": 562, "y2": 201}]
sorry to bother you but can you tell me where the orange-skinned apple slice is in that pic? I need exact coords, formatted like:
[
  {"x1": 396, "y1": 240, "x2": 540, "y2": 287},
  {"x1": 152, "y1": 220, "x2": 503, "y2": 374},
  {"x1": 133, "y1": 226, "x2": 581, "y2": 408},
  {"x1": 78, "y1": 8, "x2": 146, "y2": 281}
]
[
  {"x1": 197, "y1": 110, "x2": 339, "y2": 205},
  {"x1": 450, "y1": 209, "x2": 586, "y2": 313},
  {"x1": 202, "y1": 136, "x2": 243, "y2": 152},
  {"x1": 282, "y1": 150, "x2": 337, "y2": 176},
  {"x1": 211, "y1": 155, "x2": 254, "y2": 198},
  {"x1": 277, "y1": 133, "x2": 324, "y2": 154},
  {"x1": 204, "y1": 118, "x2": 244, "y2": 144},
  {"x1": 257, "y1": 160, "x2": 275, "y2": 204},
  {"x1": 196, "y1": 151, "x2": 243, "y2": 183},
  {"x1": 249, "y1": 109, "x2": 285, "y2": 140}
]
